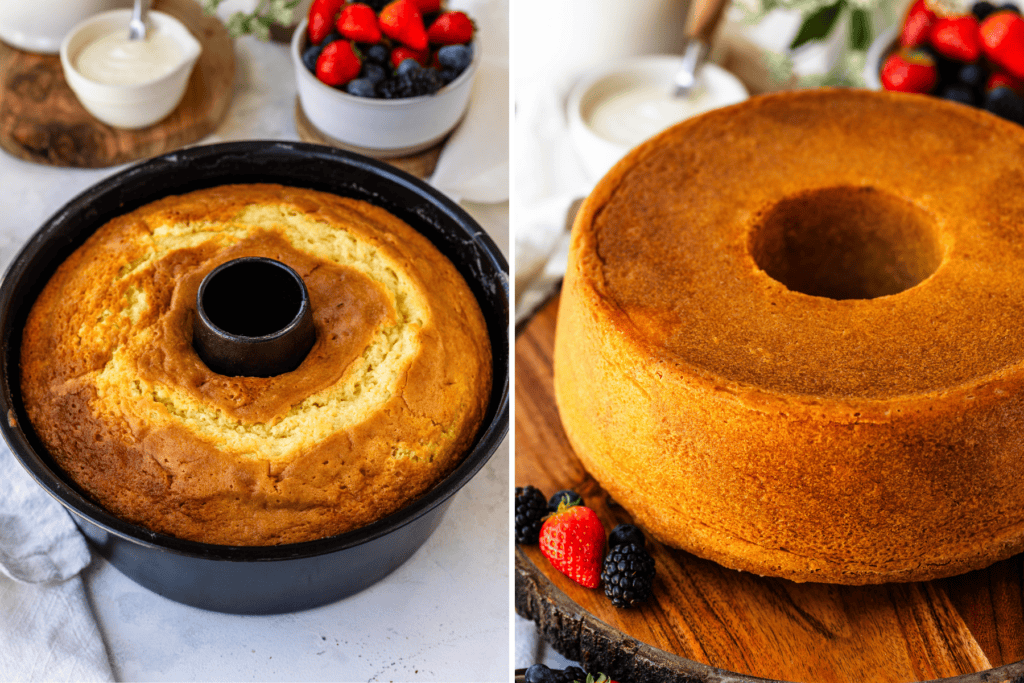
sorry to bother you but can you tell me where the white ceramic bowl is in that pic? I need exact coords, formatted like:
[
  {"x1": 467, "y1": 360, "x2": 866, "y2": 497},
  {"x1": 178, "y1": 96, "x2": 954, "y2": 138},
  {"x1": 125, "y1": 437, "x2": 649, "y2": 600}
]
[
  {"x1": 60, "y1": 10, "x2": 201, "y2": 130},
  {"x1": 568, "y1": 55, "x2": 749, "y2": 183},
  {"x1": 863, "y1": 25, "x2": 898, "y2": 90},
  {"x1": 291, "y1": 17, "x2": 479, "y2": 156},
  {"x1": 0, "y1": 0, "x2": 131, "y2": 54}
]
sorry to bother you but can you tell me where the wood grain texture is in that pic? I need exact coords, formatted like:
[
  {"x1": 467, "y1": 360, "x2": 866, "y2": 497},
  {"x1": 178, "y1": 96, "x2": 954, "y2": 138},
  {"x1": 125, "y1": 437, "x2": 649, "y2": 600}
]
[
  {"x1": 0, "y1": 0, "x2": 234, "y2": 168},
  {"x1": 515, "y1": 295, "x2": 1024, "y2": 683}
]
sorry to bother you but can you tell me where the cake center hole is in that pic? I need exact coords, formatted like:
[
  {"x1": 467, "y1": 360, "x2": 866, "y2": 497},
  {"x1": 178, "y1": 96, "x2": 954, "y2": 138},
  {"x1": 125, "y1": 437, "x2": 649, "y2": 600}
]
[
  {"x1": 200, "y1": 259, "x2": 304, "y2": 337},
  {"x1": 749, "y1": 186, "x2": 944, "y2": 300}
]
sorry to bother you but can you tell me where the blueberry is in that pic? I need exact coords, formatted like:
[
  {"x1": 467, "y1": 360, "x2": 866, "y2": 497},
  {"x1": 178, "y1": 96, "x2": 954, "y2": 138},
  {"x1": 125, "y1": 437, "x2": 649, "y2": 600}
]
[
  {"x1": 437, "y1": 43, "x2": 473, "y2": 71},
  {"x1": 972, "y1": 0, "x2": 998, "y2": 19},
  {"x1": 364, "y1": 43, "x2": 390, "y2": 65},
  {"x1": 346, "y1": 78, "x2": 377, "y2": 97},
  {"x1": 361, "y1": 62, "x2": 386, "y2": 84},
  {"x1": 440, "y1": 67, "x2": 461, "y2": 84},
  {"x1": 608, "y1": 523, "x2": 646, "y2": 549},
  {"x1": 302, "y1": 45, "x2": 322, "y2": 74},
  {"x1": 941, "y1": 83, "x2": 977, "y2": 105},
  {"x1": 919, "y1": 45, "x2": 958, "y2": 92},
  {"x1": 958, "y1": 62, "x2": 988, "y2": 90},
  {"x1": 985, "y1": 86, "x2": 1024, "y2": 124},
  {"x1": 524, "y1": 664, "x2": 558, "y2": 683},
  {"x1": 548, "y1": 489, "x2": 583, "y2": 510},
  {"x1": 321, "y1": 30, "x2": 343, "y2": 46},
  {"x1": 396, "y1": 58, "x2": 420, "y2": 76},
  {"x1": 1001, "y1": 2, "x2": 1021, "y2": 13}
]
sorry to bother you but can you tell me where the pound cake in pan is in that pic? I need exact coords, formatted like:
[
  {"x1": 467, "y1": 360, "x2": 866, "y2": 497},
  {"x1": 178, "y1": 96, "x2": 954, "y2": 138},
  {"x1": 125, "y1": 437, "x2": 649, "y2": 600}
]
[
  {"x1": 554, "y1": 89, "x2": 1024, "y2": 584},
  {"x1": 20, "y1": 183, "x2": 491, "y2": 546}
]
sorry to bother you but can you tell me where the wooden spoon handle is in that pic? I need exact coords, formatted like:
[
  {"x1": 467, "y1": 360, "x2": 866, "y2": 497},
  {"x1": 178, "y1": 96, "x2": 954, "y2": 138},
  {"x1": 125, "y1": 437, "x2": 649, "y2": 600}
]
[{"x1": 686, "y1": 0, "x2": 731, "y2": 43}]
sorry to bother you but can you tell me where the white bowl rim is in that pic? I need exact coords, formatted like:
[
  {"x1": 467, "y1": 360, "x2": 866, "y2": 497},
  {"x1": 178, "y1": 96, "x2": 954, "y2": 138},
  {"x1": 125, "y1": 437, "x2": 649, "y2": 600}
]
[
  {"x1": 60, "y1": 9, "x2": 202, "y2": 91},
  {"x1": 290, "y1": 15, "x2": 480, "y2": 106},
  {"x1": 566, "y1": 54, "x2": 750, "y2": 145}
]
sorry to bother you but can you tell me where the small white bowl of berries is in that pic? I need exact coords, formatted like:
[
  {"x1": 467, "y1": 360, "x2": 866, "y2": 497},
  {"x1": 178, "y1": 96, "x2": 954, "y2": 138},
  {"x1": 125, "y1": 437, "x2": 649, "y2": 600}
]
[
  {"x1": 291, "y1": 0, "x2": 479, "y2": 155},
  {"x1": 870, "y1": 1, "x2": 1024, "y2": 125}
]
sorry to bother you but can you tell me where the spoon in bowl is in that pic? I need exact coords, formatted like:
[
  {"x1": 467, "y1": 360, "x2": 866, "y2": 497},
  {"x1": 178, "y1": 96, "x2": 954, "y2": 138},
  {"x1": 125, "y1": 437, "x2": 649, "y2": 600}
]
[
  {"x1": 674, "y1": 0, "x2": 731, "y2": 97},
  {"x1": 127, "y1": 0, "x2": 151, "y2": 41}
]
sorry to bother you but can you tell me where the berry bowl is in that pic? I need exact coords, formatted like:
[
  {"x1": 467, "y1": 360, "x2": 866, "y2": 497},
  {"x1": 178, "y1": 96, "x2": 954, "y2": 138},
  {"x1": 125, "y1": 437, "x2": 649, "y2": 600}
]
[
  {"x1": 865, "y1": 1, "x2": 1024, "y2": 126},
  {"x1": 0, "y1": 141, "x2": 509, "y2": 614},
  {"x1": 290, "y1": 15, "x2": 479, "y2": 156}
]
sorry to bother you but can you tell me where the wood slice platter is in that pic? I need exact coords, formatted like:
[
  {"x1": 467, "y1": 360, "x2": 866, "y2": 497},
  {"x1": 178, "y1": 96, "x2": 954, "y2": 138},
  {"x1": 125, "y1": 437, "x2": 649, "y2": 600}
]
[
  {"x1": 0, "y1": 0, "x2": 234, "y2": 168},
  {"x1": 515, "y1": 295, "x2": 1024, "y2": 683}
]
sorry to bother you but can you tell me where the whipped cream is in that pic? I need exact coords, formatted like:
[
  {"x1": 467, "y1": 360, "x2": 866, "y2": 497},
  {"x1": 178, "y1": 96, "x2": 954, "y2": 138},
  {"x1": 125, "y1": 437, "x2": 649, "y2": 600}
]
[{"x1": 76, "y1": 29, "x2": 182, "y2": 85}]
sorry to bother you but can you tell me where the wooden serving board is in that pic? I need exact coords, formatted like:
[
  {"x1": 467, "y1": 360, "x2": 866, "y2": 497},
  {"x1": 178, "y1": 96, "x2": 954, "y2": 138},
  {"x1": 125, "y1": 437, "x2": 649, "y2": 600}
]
[
  {"x1": 0, "y1": 0, "x2": 234, "y2": 168},
  {"x1": 515, "y1": 295, "x2": 1024, "y2": 683}
]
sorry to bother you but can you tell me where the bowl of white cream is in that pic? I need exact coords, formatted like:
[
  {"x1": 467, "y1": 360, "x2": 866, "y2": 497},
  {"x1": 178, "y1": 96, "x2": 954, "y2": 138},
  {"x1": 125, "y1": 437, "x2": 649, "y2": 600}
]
[
  {"x1": 60, "y1": 9, "x2": 201, "y2": 129},
  {"x1": 568, "y1": 55, "x2": 749, "y2": 183}
]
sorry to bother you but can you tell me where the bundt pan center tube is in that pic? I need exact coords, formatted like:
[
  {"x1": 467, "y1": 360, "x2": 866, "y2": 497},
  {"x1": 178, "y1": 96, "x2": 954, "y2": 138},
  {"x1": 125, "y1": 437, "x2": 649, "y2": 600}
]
[
  {"x1": 554, "y1": 89, "x2": 1024, "y2": 585},
  {"x1": 0, "y1": 141, "x2": 509, "y2": 614}
]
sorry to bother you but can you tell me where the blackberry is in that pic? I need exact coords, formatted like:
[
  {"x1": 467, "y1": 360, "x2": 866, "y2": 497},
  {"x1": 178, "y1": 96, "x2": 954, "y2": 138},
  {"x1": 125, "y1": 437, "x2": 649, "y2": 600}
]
[
  {"x1": 364, "y1": 43, "x2": 390, "y2": 65},
  {"x1": 361, "y1": 62, "x2": 387, "y2": 84},
  {"x1": 346, "y1": 78, "x2": 376, "y2": 97},
  {"x1": 440, "y1": 67, "x2": 462, "y2": 85},
  {"x1": 985, "y1": 86, "x2": 1024, "y2": 124},
  {"x1": 601, "y1": 542, "x2": 655, "y2": 608},
  {"x1": 607, "y1": 523, "x2": 645, "y2": 549},
  {"x1": 515, "y1": 486, "x2": 548, "y2": 544},
  {"x1": 379, "y1": 66, "x2": 443, "y2": 98},
  {"x1": 972, "y1": 0, "x2": 998, "y2": 19},
  {"x1": 548, "y1": 489, "x2": 582, "y2": 510},
  {"x1": 302, "y1": 45, "x2": 322, "y2": 74}
]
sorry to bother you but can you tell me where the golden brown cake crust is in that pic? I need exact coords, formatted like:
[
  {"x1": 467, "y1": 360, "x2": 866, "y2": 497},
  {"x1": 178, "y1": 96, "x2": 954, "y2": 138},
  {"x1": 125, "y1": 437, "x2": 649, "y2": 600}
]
[
  {"x1": 554, "y1": 90, "x2": 1024, "y2": 584},
  {"x1": 21, "y1": 184, "x2": 491, "y2": 546}
]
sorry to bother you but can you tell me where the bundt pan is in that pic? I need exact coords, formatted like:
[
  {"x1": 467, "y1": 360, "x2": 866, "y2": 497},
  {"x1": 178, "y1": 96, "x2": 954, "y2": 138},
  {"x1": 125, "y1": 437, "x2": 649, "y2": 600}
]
[{"x1": 0, "y1": 141, "x2": 509, "y2": 615}]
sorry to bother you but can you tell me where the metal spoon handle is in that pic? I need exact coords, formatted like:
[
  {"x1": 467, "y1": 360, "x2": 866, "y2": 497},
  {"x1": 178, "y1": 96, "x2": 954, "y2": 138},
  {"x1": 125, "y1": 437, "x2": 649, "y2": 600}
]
[
  {"x1": 128, "y1": 0, "x2": 151, "y2": 40},
  {"x1": 674, "y1": 0, "x2": 732, "y2": 97}
]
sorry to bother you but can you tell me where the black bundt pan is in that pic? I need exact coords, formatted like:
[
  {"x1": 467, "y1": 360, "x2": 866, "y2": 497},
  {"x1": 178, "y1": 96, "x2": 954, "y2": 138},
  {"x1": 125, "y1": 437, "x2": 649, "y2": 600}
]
[{"x1": 0, "y1": 141, "x2": 509, "y2": 614}]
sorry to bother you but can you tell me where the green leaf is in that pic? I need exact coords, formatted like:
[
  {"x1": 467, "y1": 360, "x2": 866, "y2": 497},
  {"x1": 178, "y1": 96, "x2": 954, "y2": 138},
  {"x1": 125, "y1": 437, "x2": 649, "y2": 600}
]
[
  {"x1": 849, "y1": 7, "x2": 872, "y2": 51},
  {"x1": 789, "y1": 0, "x2": 846, "y2": 51}
]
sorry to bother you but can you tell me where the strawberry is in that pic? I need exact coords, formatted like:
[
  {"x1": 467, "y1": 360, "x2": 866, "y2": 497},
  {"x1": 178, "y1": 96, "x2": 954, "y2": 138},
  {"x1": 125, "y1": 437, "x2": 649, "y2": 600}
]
[
  {"x1": 539, "y1": 500, "x2": 606, "y2": 589},
  {"x1": 390, "y1": 45, "x2": 430, "y2": 68},
  {"x1": 981, "y1": 10, "x2": 1024, "y2": 78},
  {"x1": 930, "y1": 15, "x2": 983, "y2": 61},
  {"x1": 427, "y1": 10, "x2": 475, "y2": 45},
  {"x1": 337, "y1": 3, "x2": 381, "y2": 43},
  {"x1": 900, "y1": 0, "x2": 937, "y2": 48},
  {"x1": 379, "y1": 0, "x2": 428, "y2": 51},
  {"x1": 315, "y1": 40, "x2": 362, "y2": 87},
  {"x1": 881, "y1": 47, "x2": 938, "y2": 93},
  {"x1": 308, "y1": 0, "x2": 344, "y2": 44},
  {"x1": 413, "y1": 0, "x2": 441, "y2": 13},
  {"x1": 988, "y1": 70, "x2": 1023, "y2": 91}
]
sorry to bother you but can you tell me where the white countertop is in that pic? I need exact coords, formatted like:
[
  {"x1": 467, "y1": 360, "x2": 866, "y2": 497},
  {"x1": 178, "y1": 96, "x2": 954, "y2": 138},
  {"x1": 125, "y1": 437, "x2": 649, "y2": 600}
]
[{"x1": 0, "y1": 34, "x2": 509, "y2": 683}]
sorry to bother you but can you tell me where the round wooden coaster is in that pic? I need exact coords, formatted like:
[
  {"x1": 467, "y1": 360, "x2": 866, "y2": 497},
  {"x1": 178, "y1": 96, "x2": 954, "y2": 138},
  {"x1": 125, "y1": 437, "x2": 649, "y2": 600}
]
[
  {"x1": 294, "y1": 98, "x2": 450, "y2": 179},
  {"x1": 515, "y1": 295, "x2": 1024, "y2": 683},
  {"x1": 0, "y1": 0, "x2": 234, "y2": 168}
]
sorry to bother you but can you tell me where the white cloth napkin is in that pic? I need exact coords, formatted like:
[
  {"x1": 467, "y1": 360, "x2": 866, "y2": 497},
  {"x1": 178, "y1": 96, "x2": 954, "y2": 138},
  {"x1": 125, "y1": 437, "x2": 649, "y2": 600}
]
[
  {"x1": 0, "y1": 442, "x2": 114, "y2": 682},
  {"x1": 430, "y1": 0, "x2": 510, "y2": 204}
]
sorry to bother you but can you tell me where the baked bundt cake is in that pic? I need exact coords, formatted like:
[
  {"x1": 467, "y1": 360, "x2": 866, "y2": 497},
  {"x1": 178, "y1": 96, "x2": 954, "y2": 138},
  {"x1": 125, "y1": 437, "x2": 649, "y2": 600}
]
[
  {"x1": 554, "y1": 89, "x2": 1024, "y2": 584},
  {"x1": 20, "y1": 183, "x2": 491, "y2": 546}
]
